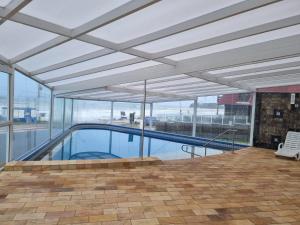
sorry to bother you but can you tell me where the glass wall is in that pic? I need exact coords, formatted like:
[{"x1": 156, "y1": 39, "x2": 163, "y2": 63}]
[
  {"x1": 72, "y1": 99, "x2": 111, "y2": 124},
  {"x1": 152, "y1": 100, "x2": 194, "y2": 136},
  {"x1": 13, "y1": 71, "x2": 51, "y2": 160},
  {"x1": 51, "y1": 98, "x2": 64, "y2": 137},
  {"x1": 112, "y1": 102, "x2": 141, "y2": 128},
  {"x1": 0, "y1": 72, "x2": 8, "y2": 122},
  {"x1": 0, "y1": 126, "x2": 8, "y2": 166},
  {"x1": 64, "y1": 99, "x2": 72, "y2": 130},
  {"x1": 0, "y1": 71, "x2": 9, "y2": 166},
  {"x1": 196, "y1": 93, "x2": 252, "y2": 144}
]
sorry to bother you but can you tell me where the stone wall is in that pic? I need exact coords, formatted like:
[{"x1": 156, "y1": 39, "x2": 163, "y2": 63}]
[{"x1": 254, "y1": 93, "x2": 300, "y2": 149}]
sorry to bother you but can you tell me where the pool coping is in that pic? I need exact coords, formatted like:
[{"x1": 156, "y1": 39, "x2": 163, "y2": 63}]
[{"x1": 4, "y1": 157, "x2": 162, "y2": 171}]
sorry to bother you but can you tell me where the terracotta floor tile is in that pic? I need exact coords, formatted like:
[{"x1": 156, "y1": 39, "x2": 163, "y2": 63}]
[{"x1": 0, "y1": 148, "x2": 298, "y2": 225}]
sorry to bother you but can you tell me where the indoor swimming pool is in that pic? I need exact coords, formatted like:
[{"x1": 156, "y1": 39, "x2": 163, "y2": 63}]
[{"x1": 38, "y1": 128, "x2": 228, "y2": 161}]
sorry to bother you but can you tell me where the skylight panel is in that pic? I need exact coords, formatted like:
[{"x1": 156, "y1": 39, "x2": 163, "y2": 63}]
[
  {"x1": 48, "y1": 61, "x2": 161, "y2": 87},
  {"x1": 20, "y1": 0, "x2": 130, "y2": 29},
  {"x1": 135, "y1": 0, "x2": 300, "y2": 53},
  {"x1": 89, "y1": 0, "x2": 242, "y2": 43},
  {"x1": 0, "y1": 0, "x2": 11, "y2": 7},
  {"x1": 223, "y1": 65, "x2": 300, "y2": 79},
  {"x1": 18, "y1": 40, "x2": 103, "y2": 71},
  {"x1": 166, "y1": 24, "x2": 300, "y2": 61},
  {"x1": 209, "y1": 56, "x2": 300, "y2": 74},
  {"x1": 0, "y1": 21, "x2": 57, "y2": 59},
  {"x1": 36, "y1": 52, "x2": 137, "y2": 81}
]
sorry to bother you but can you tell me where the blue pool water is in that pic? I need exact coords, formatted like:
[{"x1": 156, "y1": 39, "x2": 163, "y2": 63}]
[{"x1": 40, "y1": 129, "x2": 225, "y2": 161}]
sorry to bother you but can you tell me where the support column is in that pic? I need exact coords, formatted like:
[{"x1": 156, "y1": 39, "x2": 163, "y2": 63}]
[
  {"x1": 8, "y1": 67, "x2": 14, "y2": 162},
  {"x1": 70, "y1": 99, "x2": 74, "y2": 126},
  {"x1": 110, "y1": 101, "x2": 114, "y2": 124},
  {"x1": 139, "y1": 80, "x2": 146, "y2": 159},
  {"x1": 49, "y1": 90, "x2": 54, "y2": 140},
  {"x1": 149, "y1": 102, "x2": 153, "y2": 130},
  {"x1": 62, "y1": 98, "x2": 66, "y2": 131},
  {"x1": 249, "y1": 92, "x2": 256, "y2": 146},
  {"x1": 192, "y1": 98, "x2": 197, "y2": 137}
]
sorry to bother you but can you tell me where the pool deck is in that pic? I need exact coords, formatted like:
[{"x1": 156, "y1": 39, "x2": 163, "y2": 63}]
[{"x1": 0, "y1": 147, "x2": 299, "y2": 225}]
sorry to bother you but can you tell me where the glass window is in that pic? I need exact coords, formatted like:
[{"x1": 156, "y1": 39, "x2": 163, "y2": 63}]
[
  {"x1": 72, "y1": 100, "x2": 111, "y2": 124},
  {"x1": 0, "y1": 72, "x2": 9, "y2": 122},
  {"x1": 0, "y1": 126, "x2": 8, "y2": 167},
  {"x1": 64, "y1": 99, "x2": 72, "y2": 130},
  {"x1": 197, "y1": 93, "x2": 252, "y2": 144},
  {"x1": 152, "y1": 101, "x2": 194, "y2": 136},
  {"x1": 13, "y1": 71, "x2": 51, "y2": 160},
  {"x1": 51, "y1": 98, "x2": 64, "y2": 137},
  {"x1": 112, "y1": 102, "x2": 141, "y2": 128}
]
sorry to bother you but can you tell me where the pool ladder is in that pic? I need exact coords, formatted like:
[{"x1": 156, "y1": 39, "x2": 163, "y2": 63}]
[{"x1": 181, "y1": 129, "x2": 238, "y2": 157}]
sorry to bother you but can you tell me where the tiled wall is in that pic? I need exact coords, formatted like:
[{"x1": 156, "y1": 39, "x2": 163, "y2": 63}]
[{"x1": 254, "y1": 93, "x2": 300, "y2": 149}]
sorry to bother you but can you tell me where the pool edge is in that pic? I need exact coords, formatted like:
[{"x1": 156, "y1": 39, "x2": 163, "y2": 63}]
[{"x1": 4, "y1": 157, "x2": 162, "y2": 171}]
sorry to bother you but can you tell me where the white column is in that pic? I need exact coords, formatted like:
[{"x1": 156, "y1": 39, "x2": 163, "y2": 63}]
[
  {"x1": 110, "y1": 101, "x2": 114, "y2": 124},
  {"x1": 139, "y1": 80, "x2": 146, "y2": 159},
  {"x1": 8, "y1": 67, "x2": 14, "y2": 162},
  {"x1": 249, "y1": 92, "x2": 256, "y2": 146},
  {"x1": 49, "y1": 90, "x2": 54, "y2": 139},
  {"x1": 70, "y1": 99, "x2": 74, "y2": 126},
  {"x1": 192, "y1": 98, "x2": 197, "y2": 137},
  {"x1": 140, "y1": 102, "x2": 145, "y2": 129},
  {"x1": 150, "y1": 102, "x2": 153, "y2": 129}
]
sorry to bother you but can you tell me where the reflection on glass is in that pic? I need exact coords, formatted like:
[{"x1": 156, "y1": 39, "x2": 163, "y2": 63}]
[
  {"x1": 152, "y1": 100, "x2": 194, "y2": 136},
  {"x1": 12, "y1": 71, "x2": 51, "y2": 160},
  {"x1": 197, "y1": 93, "x2": 252, "y2": 144},
  {"x1": 64, "y1": 99, "x2": 72, "y2": 130},
  {"x1": 39, "y1": 129, "x2": 224, "y2": 161},
  {"x1": 0, "y1": 72, "x2": 9, "y2": 122},
  {"x1": 73, "y1": 99, "x2": 111, "y2": 124},
  {"x1": 51, "y1": 98, "x2": 64, "y2": 137},
  {"x1": 112, "y1": 102, "x2": 142, "y2": 128}
]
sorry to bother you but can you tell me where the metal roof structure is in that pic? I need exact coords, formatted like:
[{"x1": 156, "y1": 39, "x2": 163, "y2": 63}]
[{"x1": 1, "y1": 0, "x2": 300, "y2": 102}]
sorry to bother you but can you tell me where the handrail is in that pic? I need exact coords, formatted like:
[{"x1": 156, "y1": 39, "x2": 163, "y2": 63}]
[
  {"x1": 203, "y1": 129, "x2": 237, "y2": 148},
  {"x1": 181, "y1": 145, "x2": 202, "y2": 158},
  {"x1": 181, "y1": 129, "x2": 237, "y2": 157}
]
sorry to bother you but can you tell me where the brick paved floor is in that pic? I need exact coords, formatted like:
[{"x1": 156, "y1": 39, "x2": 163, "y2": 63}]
[{"x1": 0, "y1": 148, "x2": 299, "y2": 225}]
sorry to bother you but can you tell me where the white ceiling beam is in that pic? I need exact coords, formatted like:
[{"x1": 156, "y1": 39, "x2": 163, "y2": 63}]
[
  {"x1": 226, "y1": 68, "x2": 300, "y2": 83},
  {"x1": 169, "y1": 86, "x2": 239, "y2": 94},
  {"x1": 119, "y1": 75, "x2": 189, "y2": 87},
  {"x1": 188, "y1": 71, "x2": 253, "y2": 91},
  {"x1": 8, "y1": 0, "x2": 158, "y2": 63},
  {"x1": 0, "y1": 54, "x2": 10, "y2": 65},
  {"x1": 118, "y1": 0, "x2": 280, "y2": 48},
  {"x1": 211, "y1": 59, "x2": 300, "y2": 78},
  {"x1": 107, "y1": 86, "x2": 193, "y2": 100},
  {"x1": 42, "y1": 57, "x2": 146, "y2": 83},
  {"x1": 237, "y1": 73, "x2": 300, "y2": 85},
  {"x1": 255, "y1": 81, "x2": 300, "y2": 89},
  {"x1": 146, "y1": 81, "x2": 214, "y2": 91},
  {"x1": 53, "y1": 35, "x2": 300, "y2": 92},
  {"x1": 71, "y1": 0, "x2": 159, "y2": 37},
  {"x1": 157, "y1": 84, "x2": 226, "y2": 92},
  {"x1": 176, "y1": 89, "x2": 248, "y2": 97},
  {"x1": 0, "y1": 0, "x2": 31, "y2": 25},
  {"x1": 30, "y1": 49, "x2": 115, "y2": 76},
  {"x1": 152, "y1": 15, "x2": 300, "y2": 58},
  {"x1": 9, "y1": 0, "x2": 278, "y2": 68}
]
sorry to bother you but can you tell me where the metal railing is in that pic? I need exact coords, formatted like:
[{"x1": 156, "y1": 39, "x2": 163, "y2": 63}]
[
  {"x1": 181, "y1": 129, "x2": 237, "y2": 157},
  {"x1": 156, "y1": 114, "x2": 250, "y2": 126}
]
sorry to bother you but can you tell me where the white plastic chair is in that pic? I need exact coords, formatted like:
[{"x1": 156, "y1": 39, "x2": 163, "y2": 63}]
[{"x1": 275, "y1": 131, "x2": 300, "y2": 160}]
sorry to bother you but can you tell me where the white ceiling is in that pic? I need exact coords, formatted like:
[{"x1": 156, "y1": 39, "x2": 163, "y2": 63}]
[{"x1": 0, "y1": 0, "x2": 300, "y2": 102}]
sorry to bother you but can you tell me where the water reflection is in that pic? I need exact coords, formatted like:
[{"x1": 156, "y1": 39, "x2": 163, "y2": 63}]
[{"x1": 41, "y1": 129, "x2": 224, "y2": 161}]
